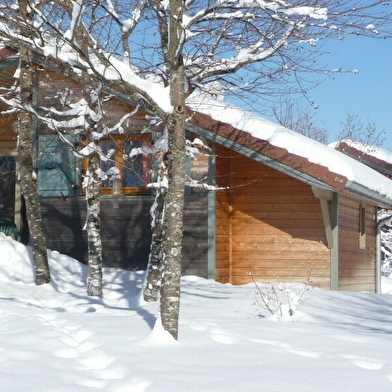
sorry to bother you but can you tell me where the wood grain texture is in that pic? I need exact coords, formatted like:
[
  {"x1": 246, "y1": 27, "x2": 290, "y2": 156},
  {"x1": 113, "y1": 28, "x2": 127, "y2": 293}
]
[
  {"x1": 338, "y1": 195, "x2": 377, "y2": 291},
  {"x1": 215, "y1": 145, "x2": 331, "y2": 288}
]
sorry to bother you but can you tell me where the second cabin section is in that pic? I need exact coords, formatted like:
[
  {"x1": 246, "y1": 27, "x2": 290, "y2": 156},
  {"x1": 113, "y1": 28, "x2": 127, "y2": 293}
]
[{"x1": 214, "y1": 145, "x2": 377, "y2": 292}]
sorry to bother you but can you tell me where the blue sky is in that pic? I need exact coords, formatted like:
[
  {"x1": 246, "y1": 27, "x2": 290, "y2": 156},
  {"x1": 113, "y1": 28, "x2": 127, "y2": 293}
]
[{"x1": 307, "y1": 35, "x2": 392, "y2": 150}]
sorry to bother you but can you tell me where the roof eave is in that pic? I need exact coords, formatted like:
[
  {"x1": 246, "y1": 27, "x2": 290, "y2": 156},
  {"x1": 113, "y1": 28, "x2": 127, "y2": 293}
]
[
  {"x1": 0, "y1": 48, "x2": 156, "y2": 115},
  {"x1": 345, "y1": 180, "x2": 392, "y2": 209},
  {"x1": 187, "y1": 111, "x2": 348, "y2": 191},
  {"x1": 0, "y1": 56, "x2": 18, "y2": 71},
  {"x1": 335, "y1": 142, "x2": 392, "y2": 178},
  {"x1": 186, "y1": 121, "x2": 343, "y2": 193},
  {"x1": 188, "y1": 110, "x2": 392, "y2": 208}
]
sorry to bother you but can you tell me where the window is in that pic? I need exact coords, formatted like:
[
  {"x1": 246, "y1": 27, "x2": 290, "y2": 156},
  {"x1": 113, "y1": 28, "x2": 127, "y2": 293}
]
[
  {"x1": 0, "y1": 156, "x2": 16, "y2": 218},
  {"x1": 37, "y1": 135, "x2": 78, "y2": 197},
  {"x1": 359, "y1": 205, "x2": 366, "y2": 249},
  {"x1": 84, "y1": 134, "x2": 152, "y2": 195}
]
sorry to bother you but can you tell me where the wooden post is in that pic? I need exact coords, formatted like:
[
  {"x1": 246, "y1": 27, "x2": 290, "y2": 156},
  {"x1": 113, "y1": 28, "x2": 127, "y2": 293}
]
[
  {"x1": 330, "y1": 193, "x2": 339, "y2": 290},
  {"x1": 207, "y1": 143, "x2": 216, "y2": 280}
]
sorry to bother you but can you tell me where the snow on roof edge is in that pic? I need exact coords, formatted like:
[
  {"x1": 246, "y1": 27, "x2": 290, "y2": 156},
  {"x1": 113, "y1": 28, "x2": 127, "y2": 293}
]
[
  {"x1": 329, "y1": 139, "x2": 392, "y2": 166},
  {"x1": 187, "y1": 93, "x2": 392, "y2": 205}
]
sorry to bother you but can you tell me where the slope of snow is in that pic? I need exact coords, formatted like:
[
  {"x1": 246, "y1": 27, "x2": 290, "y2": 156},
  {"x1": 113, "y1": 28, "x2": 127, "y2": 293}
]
[
  {"x1": 187, "y1": 94, "x2": 392, "y2": 202},
  {"x1": 2, "y1": 233, "x2": 392, "y2": 391}
]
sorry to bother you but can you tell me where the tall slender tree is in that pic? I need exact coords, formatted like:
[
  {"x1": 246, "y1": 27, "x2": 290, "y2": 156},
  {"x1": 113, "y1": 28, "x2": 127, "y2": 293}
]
[
  {"x1": 16, "y1": 0, "x2": 51, "y2": 285},
  {"x1": 81, "y1": 82, "x2": 104, "y2": 298}
]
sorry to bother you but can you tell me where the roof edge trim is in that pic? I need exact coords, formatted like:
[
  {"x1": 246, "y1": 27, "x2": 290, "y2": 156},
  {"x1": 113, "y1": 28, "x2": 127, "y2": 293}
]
[{"x1": 186, "y1": 122, "x2": 339, "y2": 192}]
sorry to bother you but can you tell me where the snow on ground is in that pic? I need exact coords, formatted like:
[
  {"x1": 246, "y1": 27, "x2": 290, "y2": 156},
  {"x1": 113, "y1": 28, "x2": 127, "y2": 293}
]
[{"x1": 2, "y1": 232, "x2": 392, "y2": 391}]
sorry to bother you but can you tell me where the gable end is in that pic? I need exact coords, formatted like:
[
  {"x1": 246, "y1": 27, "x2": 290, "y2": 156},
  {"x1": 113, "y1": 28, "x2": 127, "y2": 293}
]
[{"x1": 188, "y1": 111, "x2": 348, "y2": 192}]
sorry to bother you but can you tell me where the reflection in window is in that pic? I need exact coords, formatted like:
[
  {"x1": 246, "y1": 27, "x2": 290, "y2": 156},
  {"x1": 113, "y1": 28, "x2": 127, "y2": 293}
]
[
  {"x1": 100, "y1": 141, "x2": 116, "y2": 188},
  {"x1": 124, "y1": 141, "x2": 150, "y2": 187},
  {"x1": 100, "y1": 140, "x2": 151, "y2": 190}
]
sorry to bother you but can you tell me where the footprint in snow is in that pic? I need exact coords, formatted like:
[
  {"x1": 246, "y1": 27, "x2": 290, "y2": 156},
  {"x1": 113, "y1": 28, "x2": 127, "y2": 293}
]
[
  {"x1": 189, "y1": 321, "x2": 242, "y2": 344},
  {"x1": 208, "y1": 326, "x2": 242, "y2": 345},
  {"x1": 248, "y1": 338, "x2": 321, "y2": 358},
  {"x1": 281, "y1": 346, "x2": 322, "y2": 359},
  {"x1": 338, "y1": 353, "x2": 385, "y2": 370},
  {"x1": 77, "y1": 349, "x2": 115, "y2": 370}
]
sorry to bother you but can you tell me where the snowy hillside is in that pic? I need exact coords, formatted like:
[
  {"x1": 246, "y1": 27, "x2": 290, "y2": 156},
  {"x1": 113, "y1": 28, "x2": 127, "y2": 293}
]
[{"x1": 2, "y1": 233, "x2": 392, "y2": 392}]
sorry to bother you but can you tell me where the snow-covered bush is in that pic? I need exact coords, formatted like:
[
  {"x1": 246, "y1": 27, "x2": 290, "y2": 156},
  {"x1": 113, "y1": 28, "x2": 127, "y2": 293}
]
[
  {"x1": 379, "y1": 208, "x2": 392, "y2": 262},
  {"x1": 251, "y1": 273, "x2": 311, "y2": 321}
]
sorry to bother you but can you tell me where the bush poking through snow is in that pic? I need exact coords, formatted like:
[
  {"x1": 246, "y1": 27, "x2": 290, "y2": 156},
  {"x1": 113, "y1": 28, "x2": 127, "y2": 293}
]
[{"x1": 250, "y1": 273, "x2": 311, "y2": 321}]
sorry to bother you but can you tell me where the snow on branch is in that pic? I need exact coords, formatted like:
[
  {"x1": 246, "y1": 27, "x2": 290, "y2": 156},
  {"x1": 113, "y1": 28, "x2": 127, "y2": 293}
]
[
  {"x1": 64, "y1": 0, "x2": 85, "y2": 43},
  {"x1": 184, "y1": 1, "x2": 327, "y2": 29}
]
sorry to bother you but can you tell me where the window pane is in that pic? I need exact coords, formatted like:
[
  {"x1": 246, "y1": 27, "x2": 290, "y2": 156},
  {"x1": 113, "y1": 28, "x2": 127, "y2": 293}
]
[
  {"x1": 38, "y1": 135, "x2": 77, "y2": 197},
  {"x1": 124, "y1": 141, "x2": 150, "y2": 187},
  {"x1": 97, "y1": 139, "x2": 151, "y2": 190},
  {"x1": 100, "y1": 141, "x2": 116, "y2": 187},
  {"x1": 0, "y1": 156, "x2": 15, "y2": 218}
]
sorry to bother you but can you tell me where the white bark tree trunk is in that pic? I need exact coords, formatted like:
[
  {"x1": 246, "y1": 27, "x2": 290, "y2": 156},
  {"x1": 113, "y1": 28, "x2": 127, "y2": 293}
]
[
  {"x1": 17, "y1": 0, "x2": 50, "y2": 285},
  {"x1": 144, "y1": 157, "x2": 167, "y2": 302},
  {"x1": 160, "y1": 73, "x2": 186, "y2": 340},
  {"x1": 85, "y1": 150, "x2": 103, "y2": 298}
]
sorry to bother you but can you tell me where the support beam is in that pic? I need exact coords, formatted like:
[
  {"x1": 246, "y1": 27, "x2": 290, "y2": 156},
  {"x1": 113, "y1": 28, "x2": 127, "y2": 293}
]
[
  {"x1": 319, "y1": 198, "x2": 333, "y2": 249},
  {"x1": 207, "y1": 143, "x2": 216, "y2": 279},
  {"x1": 330, "y1": 193, "x2": 339, "y2": 290},
  {"x1": 312, "y1": 187, "x2": 334, "y2": 249}
]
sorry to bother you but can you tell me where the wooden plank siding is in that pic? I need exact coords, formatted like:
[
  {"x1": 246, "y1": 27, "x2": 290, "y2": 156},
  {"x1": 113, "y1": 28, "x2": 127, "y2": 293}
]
[
  {"x1": 215, "y1": 144, "x2": 232, "y2": 283},
  {"x1": 0, "y1": 112, "x2": 17, "y2": 142},
  {"x1": 338, "y1": 195, "x2": 377, "y2": 291},
  {"x1": 40, "y1": 191, "x2": 209, "y2": 276},
  {"x1": 215, "y1": 145, "x2": 331, "y2": 288}
]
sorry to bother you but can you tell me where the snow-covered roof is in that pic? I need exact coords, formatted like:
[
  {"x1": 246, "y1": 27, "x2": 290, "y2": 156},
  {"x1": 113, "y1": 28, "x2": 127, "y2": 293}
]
[
  {"x1": 330, "y1": 139, "x2": 392, "y2": 164},
  {"x1": 1, "y1": 46, "x2": 392, "y2": 206},
  {"x1": 187, "y1": 94, "x2": 392, "y2": 207},
  {"x1": 330, "y1": 139, "x2": 392, "y2": 179}
]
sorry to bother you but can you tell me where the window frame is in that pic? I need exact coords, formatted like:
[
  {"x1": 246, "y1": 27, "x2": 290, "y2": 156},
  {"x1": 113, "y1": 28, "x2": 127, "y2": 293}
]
[
  {"x1": 82, "y1": 133, "x2": 152, "y2": 196},
  {"x1": 359, "y1": 205, "x2": 366, "y2": 249}
]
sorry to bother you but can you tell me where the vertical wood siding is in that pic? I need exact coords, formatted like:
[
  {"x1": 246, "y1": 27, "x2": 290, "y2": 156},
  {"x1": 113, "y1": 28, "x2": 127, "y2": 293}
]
[
  {"x1": 215, "y1": 146, "x2": 331, "y2": 288},
  {"x1": 338, "y1": 196, "x2": 377, "y2": 292},
  {"x1": 40, "y1": 192, "x2": 208, "y2": 276},
  {"x1": 215, "y1": 145, "x2": 231, "y2": 283}
]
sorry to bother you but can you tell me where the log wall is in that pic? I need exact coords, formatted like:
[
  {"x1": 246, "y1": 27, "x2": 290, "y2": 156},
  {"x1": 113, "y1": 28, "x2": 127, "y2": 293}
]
[
  {"x1": 215, "y1": 145, "x2": 331, "y2": 288},
  {"x1": 215, "y1": 145, "x2": 232, "y2": 283},
  {"x1": 338, "y1": 195, "x2": 377, "y2": 292}
]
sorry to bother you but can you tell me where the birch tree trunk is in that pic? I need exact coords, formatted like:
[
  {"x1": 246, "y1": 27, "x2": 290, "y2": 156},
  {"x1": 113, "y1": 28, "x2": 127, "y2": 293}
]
[
  {"x1": 160, "y1": 77, "x2": 186, "y2": 338},
  {"x1": 144, "y1": 157, "x2": 167, "y2": 302},
  {"x1": 17, "y1": 1, "x2": 51, "y2": 285},
  {"x1": 71, "y1": 11, "x2": 104, "y2": 298},
  {"x1": 85, "y1": 149, "x2": 103, "y2": 298},
  {"x1": 159, "y1": 0, "x2": 187, "y2": 337}
]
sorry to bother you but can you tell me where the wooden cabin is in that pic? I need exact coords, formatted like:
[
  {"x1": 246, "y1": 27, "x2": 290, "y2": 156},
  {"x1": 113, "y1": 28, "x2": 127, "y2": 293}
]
[
  {"x1": 186, "y1": 102, "x2": 392, "y2": 292},
  {"x1": 1, "y1": 47, "x2": 392, "y2": 292}
]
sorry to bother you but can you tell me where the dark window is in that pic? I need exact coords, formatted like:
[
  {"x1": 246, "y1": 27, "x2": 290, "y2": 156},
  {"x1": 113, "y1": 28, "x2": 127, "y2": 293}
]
[{"x1": 0, "y1": 156, "x2": 16, "y2": 218}]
